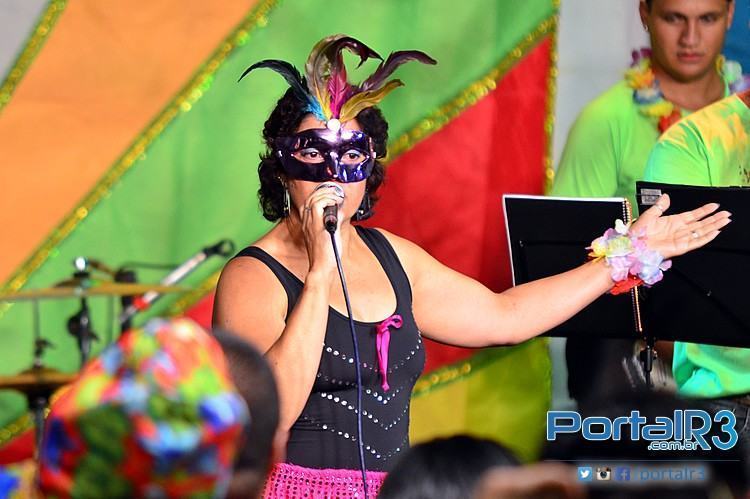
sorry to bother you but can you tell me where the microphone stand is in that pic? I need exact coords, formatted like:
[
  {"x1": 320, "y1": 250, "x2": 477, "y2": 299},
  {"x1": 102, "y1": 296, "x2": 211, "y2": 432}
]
[
  {"x1": 118, "y1": 239, "x2": 235, "y2": 327},
  {"x1": 30, "y1": 326, "x2": 53, "y2": 461},
  {"x1": 115, "y1": 268, "x2": 137, "y2": 334},
  {"x1": 66, "y1": 270, "x2": 98, "y2": 368}
]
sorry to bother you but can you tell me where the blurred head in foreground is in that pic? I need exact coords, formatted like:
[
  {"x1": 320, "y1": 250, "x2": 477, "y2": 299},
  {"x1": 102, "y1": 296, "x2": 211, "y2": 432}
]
[
  {"x1": 212, "y1": 329, "x2": 281, "y2": 498},
  {"x1": 39, "y1": 318, "x2": 249, "y2": 498},
  {"x1": 378, "y1": 434, "x2": 520, "y2": 499}
]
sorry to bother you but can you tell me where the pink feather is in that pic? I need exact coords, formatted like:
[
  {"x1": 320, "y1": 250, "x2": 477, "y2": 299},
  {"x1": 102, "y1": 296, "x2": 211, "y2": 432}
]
[{"x1": 328, "y1": 61, "x2": 352, "y2": 118}]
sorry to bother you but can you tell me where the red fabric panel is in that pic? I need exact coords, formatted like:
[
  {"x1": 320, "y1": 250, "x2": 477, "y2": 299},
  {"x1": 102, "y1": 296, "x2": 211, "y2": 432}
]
[
  {"x1": 184, "y1": 294, "x2": 215, "y2": 331},
  {"x1": 365, "y1": 38, "x2": 552, "y2": 372}
]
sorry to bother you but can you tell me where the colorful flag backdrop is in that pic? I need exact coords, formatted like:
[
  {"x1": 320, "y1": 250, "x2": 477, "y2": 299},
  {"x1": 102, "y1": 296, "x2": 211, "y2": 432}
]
[{"x1": 0, "y1": 0, "x2": 557, "y2": 462}]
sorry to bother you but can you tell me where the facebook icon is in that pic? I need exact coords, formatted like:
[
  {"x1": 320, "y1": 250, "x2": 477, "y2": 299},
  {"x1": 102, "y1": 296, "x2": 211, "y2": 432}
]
[{"x1": 615, "y1": 466, "x2": 631, "y2": 481}]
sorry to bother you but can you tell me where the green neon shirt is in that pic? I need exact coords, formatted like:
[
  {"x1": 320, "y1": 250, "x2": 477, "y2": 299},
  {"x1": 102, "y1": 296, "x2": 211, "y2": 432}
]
[
  {"x1": 644, "y1": 94, "x2": 750, "y2": 398},
  {"x1": 551, "y1": 80, "x2": 731, "y2": 208},
  {"x1": 551, "y1": 81, "x2": 663, "y2": 207}
]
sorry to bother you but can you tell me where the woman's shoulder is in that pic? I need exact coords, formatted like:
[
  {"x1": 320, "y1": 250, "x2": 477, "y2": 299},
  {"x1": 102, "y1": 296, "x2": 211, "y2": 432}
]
[
  {"x1": 217, "y1": 229, "x2": 287, "y2": 295},
  {"x1": 364, "y1": 227, "x2": 416, "y2": 251},
  {"x1": 363, "y1": 227, "x2": 434, "y2": 272},
  {"x1": 214, "y1": 233, "x2": 289, "y2": 342}
]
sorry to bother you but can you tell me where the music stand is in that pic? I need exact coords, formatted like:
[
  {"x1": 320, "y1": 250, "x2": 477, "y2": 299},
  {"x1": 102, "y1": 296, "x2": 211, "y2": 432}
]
[
  {"x1": 636, "y1": 181, "x2": 750, "y2": 349},
  {"x1": 503, "y1": 195, "x2": 657, "y2": 382}
]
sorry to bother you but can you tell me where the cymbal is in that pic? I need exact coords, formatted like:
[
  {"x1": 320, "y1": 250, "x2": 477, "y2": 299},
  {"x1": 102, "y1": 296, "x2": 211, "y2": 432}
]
[
  {"x1": 0, "y1": 366, "x2": 77, "y2": 394},
  {"x1": 0, "y1": 282, "x2": 187, "y2": 302}
]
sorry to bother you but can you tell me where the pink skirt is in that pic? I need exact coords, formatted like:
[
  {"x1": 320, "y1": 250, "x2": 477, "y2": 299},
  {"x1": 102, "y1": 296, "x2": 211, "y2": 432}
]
[{"x1": 263, "y1": 462, "x2": 387, "y2": 498}]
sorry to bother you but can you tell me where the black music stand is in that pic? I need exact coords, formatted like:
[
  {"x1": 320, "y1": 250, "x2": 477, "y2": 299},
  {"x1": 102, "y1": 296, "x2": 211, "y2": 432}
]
[
  {"x1": 504, "y1": 189, "x2": 750, "y2": 388},
  {"x1": 636, "y1": 181, "x2": 750, "y2": 348}
]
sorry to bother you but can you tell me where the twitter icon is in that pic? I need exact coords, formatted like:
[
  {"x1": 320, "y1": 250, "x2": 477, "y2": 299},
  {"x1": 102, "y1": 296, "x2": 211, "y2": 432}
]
[{"x1": 577, "y1": 466, "x2": 593, "y2": 482}]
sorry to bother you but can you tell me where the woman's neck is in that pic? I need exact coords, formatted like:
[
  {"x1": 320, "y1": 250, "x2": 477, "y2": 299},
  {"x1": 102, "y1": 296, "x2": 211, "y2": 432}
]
[
  {"x1": 652, "y1": 63, "x2": 725, "y2": 112},
  {"x1": 282, "y1": 215, "x2": 355, "y2": 256}
]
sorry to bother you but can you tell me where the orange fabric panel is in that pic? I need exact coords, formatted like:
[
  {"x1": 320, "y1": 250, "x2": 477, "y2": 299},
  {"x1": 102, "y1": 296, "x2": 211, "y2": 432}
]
[{"x1": 0, "y1": 0, "x2": 259, "y2": 282}]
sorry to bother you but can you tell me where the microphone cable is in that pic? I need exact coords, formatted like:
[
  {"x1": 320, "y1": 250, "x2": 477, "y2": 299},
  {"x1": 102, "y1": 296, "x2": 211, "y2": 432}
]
[{"x1": 329, "y1": 230, "x2": 369, "y2": 499}]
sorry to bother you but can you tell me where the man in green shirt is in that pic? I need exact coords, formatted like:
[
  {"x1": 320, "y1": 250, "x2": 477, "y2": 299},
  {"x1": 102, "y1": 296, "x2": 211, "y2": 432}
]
[
  {"x1": 644, "y1": 88, "x2": 750, "y2": 465},
  {"x1": 549, "y1": 0, "x2": 742, "y2": 404},
  {"x1": 551, "y1": 0, "x2": 739, "y2": 405},
  {"x1": 552, "y1": 0, "x2": 738, "y2": 208}
]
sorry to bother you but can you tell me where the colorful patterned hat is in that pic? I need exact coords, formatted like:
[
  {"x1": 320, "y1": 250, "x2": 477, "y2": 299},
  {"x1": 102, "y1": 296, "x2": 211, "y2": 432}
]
[{"x1": 38, "y1": 318, "x2": 249, "y2": 498}]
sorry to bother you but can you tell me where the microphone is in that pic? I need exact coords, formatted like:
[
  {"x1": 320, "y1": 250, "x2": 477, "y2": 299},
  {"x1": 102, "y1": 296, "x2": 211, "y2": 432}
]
[
  {"x1": 323, "y1": 206, "x2": 337, "y2": 233},
  {"x1": 202, "y1": 239, "x2": 235, "y2": 258},
  {"x1": 314, "y1": 182, "x2": 345, "y2": 233},
  {"x1": 118, "y1": 239, "x2": 235, "y2": 324},
  {"x1": 73, "y1": 257, "x2": 116, "y2": 276}
]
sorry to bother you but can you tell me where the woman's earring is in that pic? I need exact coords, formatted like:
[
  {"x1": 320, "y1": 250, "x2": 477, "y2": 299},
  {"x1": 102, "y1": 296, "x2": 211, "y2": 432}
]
[
  {"x1": 354, "y1": 191, "x2": 372, "y2": 221},
  {"x1": 283, "y1": 185, "x2": 291, "y2": 217}
]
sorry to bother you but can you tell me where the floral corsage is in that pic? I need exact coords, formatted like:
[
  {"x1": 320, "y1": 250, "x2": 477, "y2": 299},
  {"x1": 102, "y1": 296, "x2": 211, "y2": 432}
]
[{"x1": 588, "y1": 219, "x2": 672, "y2": 295}]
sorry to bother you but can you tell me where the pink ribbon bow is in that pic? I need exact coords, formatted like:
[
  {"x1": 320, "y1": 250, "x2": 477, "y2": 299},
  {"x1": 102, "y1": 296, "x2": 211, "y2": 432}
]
[{"x1": 375, "y1": 314, "x2": 403, "y2": 392}]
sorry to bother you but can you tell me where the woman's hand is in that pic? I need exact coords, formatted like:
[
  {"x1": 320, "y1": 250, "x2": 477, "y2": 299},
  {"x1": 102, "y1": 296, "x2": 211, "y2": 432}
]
[
  {"x1": 632, "y1": 194, "x2": 731, "y2": 259},
  {"x1": 299, "y1": 183, "x2": 345, "y2": 278}
]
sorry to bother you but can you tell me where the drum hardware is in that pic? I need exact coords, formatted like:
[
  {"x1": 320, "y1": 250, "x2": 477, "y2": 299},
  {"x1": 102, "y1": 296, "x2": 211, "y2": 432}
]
[{"x1": 0, "y1": 241, "x2": 233, "y2": 458}]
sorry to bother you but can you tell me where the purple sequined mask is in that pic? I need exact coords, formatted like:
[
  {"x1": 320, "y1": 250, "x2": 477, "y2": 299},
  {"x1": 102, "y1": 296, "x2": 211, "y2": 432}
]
[{"x1": 275, "y1": 127, "x2": 375, "y2": 183}]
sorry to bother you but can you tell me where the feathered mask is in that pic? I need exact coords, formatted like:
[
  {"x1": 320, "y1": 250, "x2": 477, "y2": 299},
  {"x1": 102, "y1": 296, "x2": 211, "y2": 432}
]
[{"x1": 239, "y1": 34, "x2": 436, "y2": 128}]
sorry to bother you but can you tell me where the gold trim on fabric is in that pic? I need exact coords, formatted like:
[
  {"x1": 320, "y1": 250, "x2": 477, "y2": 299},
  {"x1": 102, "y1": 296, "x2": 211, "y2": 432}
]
[
  {"x1": 0, "y1": 0, "x2": 67, "y2": 115},
  {"x1": 0, "y1": 386, "x2": 65, "y2": 447},
  {"x1": 167, "y1": 270, "x2": 222, "y2": 317},
  {"x1": 387, "y1": 14, "x2": 557, "y2": 162},
  {"x1": 167, "y1": 14, "x2": 559, "y2": 316},
  {"x1": 0, "y1": 414, "x2": 31, "y2": 448},
  {"x1": 411, "y1": 347, "x2": 520, "y2": 398},
  {"x1": 0, "y1": 0, "x2": 280, "y2": 320},
  {"x1": 412, "y1": 339, "x2": 550, "y2": 398}
]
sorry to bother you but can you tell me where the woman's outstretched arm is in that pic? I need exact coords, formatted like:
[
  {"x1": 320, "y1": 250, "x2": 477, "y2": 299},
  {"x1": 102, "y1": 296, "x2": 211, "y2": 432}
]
[{"x1": 387, "y1": 195, "x2": 730, "y2": 347}]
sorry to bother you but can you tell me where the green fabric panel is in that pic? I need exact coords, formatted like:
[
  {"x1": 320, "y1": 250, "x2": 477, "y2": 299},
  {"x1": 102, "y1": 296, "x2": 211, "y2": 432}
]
[
  {"x1": 0, "y1": 0, "x2": 554, "y2": 428},
  {"x1": 250, "y1": 0, "x2": 556, "y2": 139}
]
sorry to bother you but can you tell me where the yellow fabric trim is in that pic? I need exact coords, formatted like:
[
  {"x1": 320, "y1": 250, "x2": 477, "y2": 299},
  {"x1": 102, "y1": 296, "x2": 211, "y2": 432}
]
[
  {"x1": 0, "y1": 385, "x2": 68, "y2": 448},
  {"x1": 544, "y1": 5, "x2": 560, "y2": 192},
  {"x1": 0, "y1": 0, "x2": 279, "y2": 320},
  {"x1": 0, "y1": 414, "x2": 31, "y2": 448},
  {"x1": 167, "y1": 13, "x2": 559, "y2": 317},
  {"x1": 167, "y1": 270, "x2": 221, "y2": 317},
  {"x1": 412, "y1": 348, "x2": 510, "y2": 398},
  {"x1": 0, "y1": 0, "x2": 67, "y2": 115}
]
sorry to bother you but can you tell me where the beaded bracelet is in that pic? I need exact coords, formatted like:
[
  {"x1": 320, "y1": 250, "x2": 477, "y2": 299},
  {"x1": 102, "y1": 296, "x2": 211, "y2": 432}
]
[{"x1": 588, "y1": 220, "x2": 672, "y2": 295}]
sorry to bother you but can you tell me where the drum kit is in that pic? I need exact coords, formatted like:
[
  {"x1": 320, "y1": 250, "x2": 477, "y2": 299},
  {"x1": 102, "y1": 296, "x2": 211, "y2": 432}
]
[
  {"x1": 0, "y1": 260, "x2": 189, "y2": 456},
  {"x1": 0, "y1": 240, "x2": 234, "y2": 458}
]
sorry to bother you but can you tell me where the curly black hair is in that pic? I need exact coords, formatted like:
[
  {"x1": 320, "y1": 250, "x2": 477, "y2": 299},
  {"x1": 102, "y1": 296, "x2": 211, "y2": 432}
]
[{"x1": 257, "y1": 88, "x2": 389, "y2": 222}]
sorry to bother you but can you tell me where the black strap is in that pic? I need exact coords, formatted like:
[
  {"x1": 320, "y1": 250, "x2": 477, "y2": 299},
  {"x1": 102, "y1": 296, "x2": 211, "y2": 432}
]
[{"x1": 233, "y1": 247, "x2": 302, "y2": 318}]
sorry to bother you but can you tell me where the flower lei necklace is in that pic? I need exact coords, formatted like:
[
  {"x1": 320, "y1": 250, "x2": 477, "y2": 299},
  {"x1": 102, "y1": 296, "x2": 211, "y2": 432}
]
[{"x1": 625, "y1": 47, "x2": 748, "y2": 134}]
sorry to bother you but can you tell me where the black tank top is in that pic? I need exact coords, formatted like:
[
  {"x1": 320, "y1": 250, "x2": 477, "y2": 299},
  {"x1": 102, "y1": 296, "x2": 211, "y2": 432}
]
[{"x1": 234, "y1": 226, "x2": 425, "y2": 472}]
